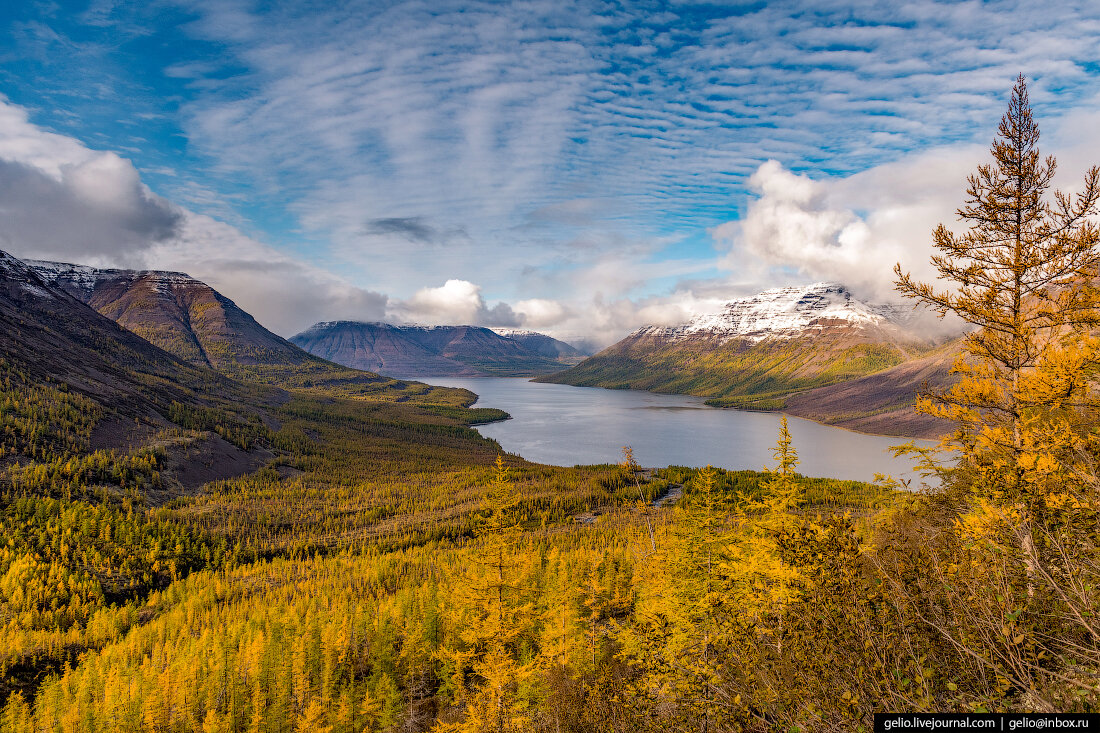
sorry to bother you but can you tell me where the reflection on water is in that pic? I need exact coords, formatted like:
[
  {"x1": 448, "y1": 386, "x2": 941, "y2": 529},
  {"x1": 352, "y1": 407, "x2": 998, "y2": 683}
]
[{"x1": 420, "y1": 377, "x2": 937, "y2": 485}]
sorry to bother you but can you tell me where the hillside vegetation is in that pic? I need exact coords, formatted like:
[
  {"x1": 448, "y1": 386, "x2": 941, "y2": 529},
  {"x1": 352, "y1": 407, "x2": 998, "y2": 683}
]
[
  {"x1": 540, "y1": 331, "x2": 927, "y2": 410},
  {"x1": 5, "y1": 77, "x2": 1100, "y2": 732}
]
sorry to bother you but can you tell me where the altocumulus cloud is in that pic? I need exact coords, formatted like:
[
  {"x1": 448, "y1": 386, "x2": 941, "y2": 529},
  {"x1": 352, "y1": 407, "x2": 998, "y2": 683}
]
[{"x1": 0, "y1": 93, "x2": 676, "y2": 344}]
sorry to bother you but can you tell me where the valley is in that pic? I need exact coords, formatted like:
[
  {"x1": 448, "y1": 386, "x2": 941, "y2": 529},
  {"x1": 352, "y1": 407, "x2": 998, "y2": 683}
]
[
  {"x1": 0, "y1": 14, "x2": 1096, "y2": 729},
  {"x1": 0, "y1": 245, "x2": 909, "y2": 731}
]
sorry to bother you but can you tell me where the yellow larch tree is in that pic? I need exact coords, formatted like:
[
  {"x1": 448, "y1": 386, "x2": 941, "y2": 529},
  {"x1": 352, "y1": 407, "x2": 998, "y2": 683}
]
[
  {"x1": 895, "y1": 74, "x2": 1100, "y2": 517},
  {"x1": 726, "y1": 417, "x2": 805, "y2": 660},
  {"x1": 436, "y1": 456, "x2": 536, "y2": 733},
  {"x1": 621, "y1": 464, "x2": 736, "y2": 732},
  {"x1": 893, "y1": 73, "x2": 1100, "y2": 710}
]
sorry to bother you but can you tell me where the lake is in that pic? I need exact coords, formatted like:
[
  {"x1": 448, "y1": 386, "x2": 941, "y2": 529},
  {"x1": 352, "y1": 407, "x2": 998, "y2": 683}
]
[{"x1": 421, "y1": 377, "x2": 937, "y2": 484}]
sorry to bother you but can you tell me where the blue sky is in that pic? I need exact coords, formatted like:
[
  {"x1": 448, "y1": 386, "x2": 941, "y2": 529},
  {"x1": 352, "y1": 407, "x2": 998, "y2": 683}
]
[{"x1": 1, "y1": 0, "x2": 1100, "y2": 344}]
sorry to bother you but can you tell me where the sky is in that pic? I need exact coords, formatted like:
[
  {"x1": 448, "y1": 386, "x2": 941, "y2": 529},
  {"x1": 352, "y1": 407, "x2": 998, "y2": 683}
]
[{"x1": 1, "y1": 0, "x2": 1100, "y2": 347}]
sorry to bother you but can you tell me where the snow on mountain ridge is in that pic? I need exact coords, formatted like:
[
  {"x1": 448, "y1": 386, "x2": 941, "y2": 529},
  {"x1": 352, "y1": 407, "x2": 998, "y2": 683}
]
[
  {"x1": 28, "y1": 260, "x2": 217, "y2": 304},
  {"x1": 27, "y1": 260, "x2": 200, "y2": 290},
  {"x1": 636, "y1": 283, "x2": 910, "y2": 343},
  {"x1": 1, "y1": 252, "x2": 56, "y2": 298},
  {"x1": 489, "y1": 328, "x2": 541, "y2": 338}
]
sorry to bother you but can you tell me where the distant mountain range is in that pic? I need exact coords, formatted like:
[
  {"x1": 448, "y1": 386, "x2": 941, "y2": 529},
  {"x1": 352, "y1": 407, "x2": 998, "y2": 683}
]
[
  {"x1": 27, "y1": 259, "x2": 587, "y2": 382},
  {"x1": 290, "y1": 321, "x2": 585, "y2": 378},
  {"x1": 540, "y1": 282, "x2": 957, "y2": 438},
  {"x1": 489, "y1": 328, "x2": 587, "y2": 358},
  {"x1": 20, "y1": 255, "x2": 957, "y2": 437}
]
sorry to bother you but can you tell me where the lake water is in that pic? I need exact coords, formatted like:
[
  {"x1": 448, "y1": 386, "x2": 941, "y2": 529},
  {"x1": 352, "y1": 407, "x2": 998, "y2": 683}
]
[{"x1": 422, "y1": 377, "x2": 936, "y2": 484}]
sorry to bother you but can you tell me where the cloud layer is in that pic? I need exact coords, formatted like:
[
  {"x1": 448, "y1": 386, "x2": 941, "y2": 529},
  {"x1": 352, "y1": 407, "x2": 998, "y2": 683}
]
[
  {"x1": 11, "y1": 0, "x2": 1093, "y2": 309},
  {"x1": 0, "y1": 96, "x2": 388, "y2": 336},
  {"x1": 2, "y1": 3, "x2": 1100, "y2": 346}
]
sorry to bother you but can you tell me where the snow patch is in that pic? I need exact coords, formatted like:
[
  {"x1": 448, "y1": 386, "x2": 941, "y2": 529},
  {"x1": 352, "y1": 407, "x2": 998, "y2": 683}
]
[
  {"x1": 636, "y1": 283, "x2": 906, "y2": 342},
  {"x1": 0, "y1": 252, "x2": 57, "y2": 299},
  {"x1": 28, "y1": 260, "x2": 200, "y2": 298}
]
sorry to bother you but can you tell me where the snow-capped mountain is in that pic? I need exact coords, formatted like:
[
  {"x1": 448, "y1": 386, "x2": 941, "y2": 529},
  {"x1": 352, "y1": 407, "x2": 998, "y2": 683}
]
[
  {"x1": 538, "y1": 281, "x2": 936, "y2": 423},
  {"x1": 635, "y1": 283, "x2": 912, "y2": 343},
  {"x1": 489, "y1": 328, "x2": 587, "y2": 358}
]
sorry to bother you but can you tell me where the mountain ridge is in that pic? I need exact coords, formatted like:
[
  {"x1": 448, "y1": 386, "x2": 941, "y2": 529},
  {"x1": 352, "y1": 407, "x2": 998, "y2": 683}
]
[
  {"x1": 632, "y1": 282, "x2": 917, "y2": 343},
  {"x1": 292, "y1": 321, "x2": 581, "y2": 377},
  {"x1": 24, "y1": 260, "x2": 430, "y2": 396},
  {"x1": 539, "y1": 282, "x2": 951, "y2": 436},
  {"x1": 29, "y1": 259, "x2": 315, "y2": 370}
]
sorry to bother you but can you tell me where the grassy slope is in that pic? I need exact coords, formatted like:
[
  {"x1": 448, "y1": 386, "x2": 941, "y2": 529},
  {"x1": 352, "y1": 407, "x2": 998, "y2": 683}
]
[
  {"x1": 540, "y1": 332, "x2": 923, "y2": 408},
  {"x1": 782, "y1": 339, "x2": 961, "y2": 438}
]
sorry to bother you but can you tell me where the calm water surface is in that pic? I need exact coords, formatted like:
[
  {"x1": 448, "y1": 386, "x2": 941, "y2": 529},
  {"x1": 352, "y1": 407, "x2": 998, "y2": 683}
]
[{"x1": 421, "y1": 377, "x2": 935, "y2": 484}]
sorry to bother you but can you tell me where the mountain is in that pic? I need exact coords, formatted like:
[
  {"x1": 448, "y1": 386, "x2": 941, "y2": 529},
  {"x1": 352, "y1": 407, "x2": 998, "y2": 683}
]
[
  {"x1": 2, "y1": 253, "x2": 210, "y2": 406},
  {"x1": 29, "y1": 260, "x2": 320, "y2": 370},
  {"x1": 0, "y1": 250, "x2": 283, "y2": 491},
  {"x1": 490, "y1": 328, "x2": 588, "y2": 359},
  {"x1": 783, "y1": 340, "x2": 960, "y2": 438},
  {"x1": 539, "y1": 283, "x2": 940, "y2": 424},
  {"x1": 290, "y1": 321, "x2": 573, "y2": 377},
  {"x1": 1, "y1": 249, "x2": 494, "y2": 492},
  {"x1": 27, "y1": 260, "x2": 397, "y2": 393},
  {"x1": 630, "y1": 282, "x2": 915, "y2": 344}
]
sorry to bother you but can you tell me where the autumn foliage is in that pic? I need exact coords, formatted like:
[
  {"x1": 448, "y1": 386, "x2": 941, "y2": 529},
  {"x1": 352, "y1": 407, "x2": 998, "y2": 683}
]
[{"x1": 4, "y1": 75, "x2": 1100, "y2": 733}]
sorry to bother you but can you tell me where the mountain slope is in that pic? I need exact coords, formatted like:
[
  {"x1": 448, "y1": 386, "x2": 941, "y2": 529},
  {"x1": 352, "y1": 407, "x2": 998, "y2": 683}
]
[
  {"x1": 29, "y1": 260, "x2": 308, "y2": 369},
  {"x1": 28, "y1": 260, "x2": 403, "y2": 394},
  {"x1": 291, "y1": 321, "x2": 572, "y2": 377},
  {"x1": 0, "y1": 250, "x2": 282, "y2": 488},
  {"x1": 539, "y1": 283, "x2": 935, "y2": 412},
  {"x1": 783, "y1": 340, "x2": 961, "y2": 438},
  {"x1": 490, "y1": 328, "x2": 588, "y2": 359},
  {"x1": 3, "y1": 251, "x2": 480, "y2": 487}
]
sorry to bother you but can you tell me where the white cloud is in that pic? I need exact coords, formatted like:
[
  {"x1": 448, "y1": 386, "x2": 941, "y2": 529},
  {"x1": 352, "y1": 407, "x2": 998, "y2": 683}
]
[
  {"x1": 513, "y1": 298, "x2": 570, "y2": 328},
  {"x1": 388, "y1": 279, "x2": 520, "y2": 328},
  {"x1": 714, "y1": 149, "x2": 987, "y2": 302},
  {"x1": 0, "y1": 98, "x2": 94, "y2": 176},
  {"x1": 0, "y1": 96, "x2": 182, "y2": 261},
  {"x1": 0, "y1": 96, "x2": 388, "y2": 337}
]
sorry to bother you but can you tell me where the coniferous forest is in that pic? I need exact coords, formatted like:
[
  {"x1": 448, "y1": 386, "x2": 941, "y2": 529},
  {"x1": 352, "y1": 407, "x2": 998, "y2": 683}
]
[{"x1": 4, "y1": 77, "x2": 1100, "y2": 733}]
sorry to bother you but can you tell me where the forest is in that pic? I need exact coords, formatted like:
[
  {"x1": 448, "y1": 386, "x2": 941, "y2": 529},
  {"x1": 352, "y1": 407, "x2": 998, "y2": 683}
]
[{"x1": 2, "y1": 77, "x2": 1100, "y2": 732}]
